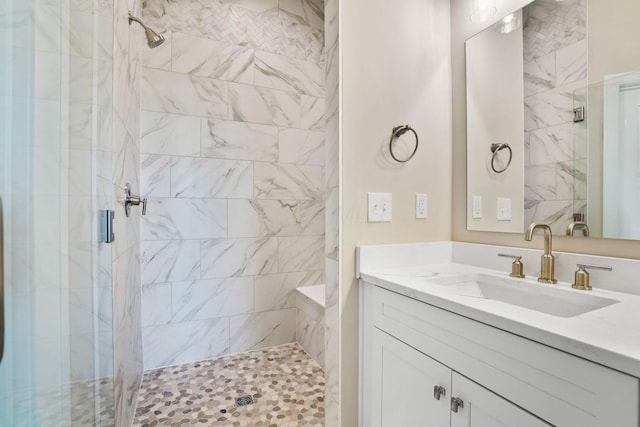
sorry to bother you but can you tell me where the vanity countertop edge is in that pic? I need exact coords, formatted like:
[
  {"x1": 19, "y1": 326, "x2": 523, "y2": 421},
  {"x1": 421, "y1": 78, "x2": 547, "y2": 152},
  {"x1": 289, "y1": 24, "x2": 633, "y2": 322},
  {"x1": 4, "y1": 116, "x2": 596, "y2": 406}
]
[{"x1": 357, "y1": 243, "x2": 640, "y2": 380}]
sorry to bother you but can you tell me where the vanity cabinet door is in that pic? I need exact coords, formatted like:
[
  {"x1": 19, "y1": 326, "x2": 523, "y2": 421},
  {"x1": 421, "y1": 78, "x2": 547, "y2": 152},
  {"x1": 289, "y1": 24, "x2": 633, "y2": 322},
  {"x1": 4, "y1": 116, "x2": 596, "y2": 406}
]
[
  {"x1": 450, "y1": 373, "x2": 551, "y2": 427},
  {"x1": 371, "y1": 328, "x2": 451, "y2": 427}
]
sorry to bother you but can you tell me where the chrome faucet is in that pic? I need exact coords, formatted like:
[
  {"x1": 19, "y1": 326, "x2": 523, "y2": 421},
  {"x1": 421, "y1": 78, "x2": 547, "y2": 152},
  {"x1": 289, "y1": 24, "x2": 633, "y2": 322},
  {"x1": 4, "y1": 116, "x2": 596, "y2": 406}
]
[
  {"x1": 524, "y1": 223, "x2": 557, "y2": 284},
  {"x1": 566, "y1": 221, "x2": 590, "y2": 237}
]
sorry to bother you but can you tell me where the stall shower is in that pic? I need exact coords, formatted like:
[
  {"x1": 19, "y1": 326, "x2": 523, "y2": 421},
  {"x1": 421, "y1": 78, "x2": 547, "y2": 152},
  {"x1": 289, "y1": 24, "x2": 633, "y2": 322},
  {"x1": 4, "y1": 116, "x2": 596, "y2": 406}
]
[
  {"x1": 138, "y1": 0, "x2": 326, "y2": 371},
  {"x1": 0, "y1": 0, "x2": 338, "y2": 425}
]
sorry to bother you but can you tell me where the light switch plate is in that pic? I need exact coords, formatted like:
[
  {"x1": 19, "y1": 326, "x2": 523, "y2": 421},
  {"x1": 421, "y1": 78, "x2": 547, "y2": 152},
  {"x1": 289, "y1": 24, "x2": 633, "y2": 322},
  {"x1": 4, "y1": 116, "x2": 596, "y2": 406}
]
[
  {"x1": 497, "y1": 197, "x2": 512, "y2": 221},
  {"x1": 472, "y1": 196, "x2": 482, "y2": 219},
  {"x1": 368, "y1": 192, "x2": 392, "y2": 222},
  {"x1": 416, "y1": 193, "x2": 428, "y2": 219}
]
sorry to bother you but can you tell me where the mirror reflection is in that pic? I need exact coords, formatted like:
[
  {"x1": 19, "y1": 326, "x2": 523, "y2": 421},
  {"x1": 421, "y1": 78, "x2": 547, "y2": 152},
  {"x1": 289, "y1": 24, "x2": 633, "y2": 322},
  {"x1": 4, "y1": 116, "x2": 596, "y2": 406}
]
[{"x1": 466, "y1": 0, "x2": 640, "y2": 240}]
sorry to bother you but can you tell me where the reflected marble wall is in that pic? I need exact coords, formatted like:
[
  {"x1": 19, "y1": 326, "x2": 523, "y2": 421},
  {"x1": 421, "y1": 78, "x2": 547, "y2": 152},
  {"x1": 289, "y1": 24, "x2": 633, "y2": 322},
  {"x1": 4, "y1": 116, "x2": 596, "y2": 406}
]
[
  {"x1": 523, "y1": 0, "x2": 588, "y2": 234},
  {"x1": 140, "y1": 0, "x2": 326, "y2": 370}
]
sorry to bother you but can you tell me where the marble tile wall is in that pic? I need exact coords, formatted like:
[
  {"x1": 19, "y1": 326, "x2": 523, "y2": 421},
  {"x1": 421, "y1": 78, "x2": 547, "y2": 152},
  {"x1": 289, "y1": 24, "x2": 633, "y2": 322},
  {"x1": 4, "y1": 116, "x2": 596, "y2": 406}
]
[
  {"x1": 140, "y1": 0, "x2": 326, "y2": 370},
  {"x1": 296, "y1": 290, "x2": 325, "y2": 368},
  {"x1": 323, "y1": 0, "x2": 340, "y2": 424},
  {"x1": 112, "y1": 0, "x2": 144, "y2": 425},
  {"x1": 523, "y1": 0, "x2": 588, "y2": 234}
]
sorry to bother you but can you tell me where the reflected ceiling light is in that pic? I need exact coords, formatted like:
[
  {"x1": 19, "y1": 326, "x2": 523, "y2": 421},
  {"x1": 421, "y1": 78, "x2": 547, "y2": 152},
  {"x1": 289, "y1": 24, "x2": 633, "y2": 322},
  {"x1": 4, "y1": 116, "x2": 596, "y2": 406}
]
[
  {"x1": 494, "y1": 12, "x2": 521, "y2": 34},
  {"x1": 470, "y1": 0, "x2": 497, "y2": 23}
]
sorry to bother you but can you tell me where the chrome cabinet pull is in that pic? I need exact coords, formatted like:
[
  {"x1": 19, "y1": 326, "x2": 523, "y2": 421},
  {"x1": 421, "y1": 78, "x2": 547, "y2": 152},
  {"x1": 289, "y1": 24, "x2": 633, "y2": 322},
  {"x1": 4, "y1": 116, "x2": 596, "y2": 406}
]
[
  {"x1": 0, "y1": 196, "x2": 4, "y2": 364},
  {"x1": 433, "y1": 385, "x2": 446, "y2": 400},
  {"x1": 124, "y1": 183, "x2": 147, "y2": 217},
  {"x1": 451, "y1": 397, "x2": 464, "y2": 413}
]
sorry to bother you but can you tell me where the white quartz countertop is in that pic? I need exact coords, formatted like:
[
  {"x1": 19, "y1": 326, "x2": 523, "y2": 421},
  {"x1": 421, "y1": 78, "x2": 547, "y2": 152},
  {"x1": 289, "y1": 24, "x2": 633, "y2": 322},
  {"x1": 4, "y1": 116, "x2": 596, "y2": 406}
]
[{"x1": 359, "y1": 262, "x2": 640, "y2": 379}]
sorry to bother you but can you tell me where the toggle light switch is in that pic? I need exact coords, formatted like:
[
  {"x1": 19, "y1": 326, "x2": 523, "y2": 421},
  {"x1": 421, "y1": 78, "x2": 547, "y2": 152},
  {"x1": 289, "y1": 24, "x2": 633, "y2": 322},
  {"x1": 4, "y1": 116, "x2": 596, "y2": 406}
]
[
  {"x1": 368, "y1": 192, "x2": 392, "y2": 222},
  {"x1": 472, "y1": 196, "x2": 482, "y2": 219},
  {"x1": 497, "y1": 198, "x2": 512, "y2": 221}
]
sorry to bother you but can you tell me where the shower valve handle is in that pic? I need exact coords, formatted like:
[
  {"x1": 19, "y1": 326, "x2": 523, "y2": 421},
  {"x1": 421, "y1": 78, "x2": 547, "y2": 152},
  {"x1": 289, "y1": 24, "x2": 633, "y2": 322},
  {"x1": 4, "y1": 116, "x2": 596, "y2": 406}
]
[{"x1": 124, "y1": 183, "x2": 147, "y2": 217}]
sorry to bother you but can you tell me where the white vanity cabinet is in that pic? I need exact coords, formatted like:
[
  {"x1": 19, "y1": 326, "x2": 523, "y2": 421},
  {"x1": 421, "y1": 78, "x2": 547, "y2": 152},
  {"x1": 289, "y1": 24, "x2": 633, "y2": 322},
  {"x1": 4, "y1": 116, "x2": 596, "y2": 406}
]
[
  {"x1": 371, "y1": 329, "x2": 548, "y2": 426},
  {"x1": 360, "y1": 283, "x2": 640, "y2": 427},
  {"x1": 450, "y1": 372, "x2": 549, "y2": 427},
  {"x1": 370, "y1": 329, "x2": 451, "y2": 426}
]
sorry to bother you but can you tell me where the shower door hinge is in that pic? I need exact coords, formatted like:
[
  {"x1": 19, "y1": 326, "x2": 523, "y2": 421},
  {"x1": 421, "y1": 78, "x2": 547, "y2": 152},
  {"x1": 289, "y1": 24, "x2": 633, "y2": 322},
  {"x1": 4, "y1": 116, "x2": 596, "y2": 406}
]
[
  {"x1": 100, "y1": 210, "x2": 115, "y2": 244},
  {"x1": 573, "y1": 107, "x2": 585, "y2": 122}
]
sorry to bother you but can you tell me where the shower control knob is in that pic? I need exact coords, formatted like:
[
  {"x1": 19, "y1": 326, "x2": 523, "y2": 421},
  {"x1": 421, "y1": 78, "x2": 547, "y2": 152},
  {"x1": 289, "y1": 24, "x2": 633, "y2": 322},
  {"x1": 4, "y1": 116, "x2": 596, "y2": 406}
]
[{"x1": 124, "y1": 183, "x2": 148, "y2": 217}]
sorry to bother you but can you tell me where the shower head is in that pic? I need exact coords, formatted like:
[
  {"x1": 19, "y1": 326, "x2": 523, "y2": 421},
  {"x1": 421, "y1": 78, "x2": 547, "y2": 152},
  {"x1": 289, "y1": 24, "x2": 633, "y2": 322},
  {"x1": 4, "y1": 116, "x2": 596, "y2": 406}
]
[
  {"x1": 128, "y1": 12, "x2": 165, "y2": 48},
  {"x1": 143, "y1": 27, "x2": 165, "y2": 48}
]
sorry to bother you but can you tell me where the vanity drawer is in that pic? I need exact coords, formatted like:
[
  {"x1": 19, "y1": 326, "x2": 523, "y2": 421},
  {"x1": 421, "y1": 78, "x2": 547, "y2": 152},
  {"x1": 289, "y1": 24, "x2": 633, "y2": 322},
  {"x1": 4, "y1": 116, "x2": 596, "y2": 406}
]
[{"x1": 369, "y1": 285, "x2": 639, "y2": 427}]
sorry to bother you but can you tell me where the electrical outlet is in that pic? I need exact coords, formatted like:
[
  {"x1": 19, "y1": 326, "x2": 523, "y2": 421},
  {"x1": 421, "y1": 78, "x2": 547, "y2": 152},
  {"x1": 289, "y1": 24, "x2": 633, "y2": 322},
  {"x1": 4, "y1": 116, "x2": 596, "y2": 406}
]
[
  {"x1": 497, "y1": 198, "x2": 512, "y2": 221},
  {"x1": 416, "y1": 193, "x2": 428, "y2": 219},
  {"x1": 368, "y1": 192, "x2": 392, "y2": 222},
  {"x1": 472, "y1": 196, "x2": 482, "y2": 219}
]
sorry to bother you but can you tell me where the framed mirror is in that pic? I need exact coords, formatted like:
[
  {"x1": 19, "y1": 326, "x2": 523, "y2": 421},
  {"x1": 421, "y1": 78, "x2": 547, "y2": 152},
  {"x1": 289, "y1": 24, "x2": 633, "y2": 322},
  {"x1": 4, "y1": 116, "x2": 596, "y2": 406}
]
[{"x1": 465, "y1": 0, "x2": 640, "y2": 239}]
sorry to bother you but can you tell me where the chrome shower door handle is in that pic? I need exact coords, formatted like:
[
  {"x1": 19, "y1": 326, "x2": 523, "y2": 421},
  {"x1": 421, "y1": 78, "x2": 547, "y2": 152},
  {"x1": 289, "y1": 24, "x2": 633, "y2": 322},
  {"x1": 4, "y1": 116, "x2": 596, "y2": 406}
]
[{"x1": 0, "y1": 195, "x2": 4, "y2": 365}]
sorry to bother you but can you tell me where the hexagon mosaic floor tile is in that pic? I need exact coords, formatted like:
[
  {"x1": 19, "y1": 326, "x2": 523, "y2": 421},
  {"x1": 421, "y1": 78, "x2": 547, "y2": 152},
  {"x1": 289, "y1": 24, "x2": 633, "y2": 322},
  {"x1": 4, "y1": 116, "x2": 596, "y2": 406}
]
[{"x1": 133, "y1": 343, "x2": 324, "y2": 426}]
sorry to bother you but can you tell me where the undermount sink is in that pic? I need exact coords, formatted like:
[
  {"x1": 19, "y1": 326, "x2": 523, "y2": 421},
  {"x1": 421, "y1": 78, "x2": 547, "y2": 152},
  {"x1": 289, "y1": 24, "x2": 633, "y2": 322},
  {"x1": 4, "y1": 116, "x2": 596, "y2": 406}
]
[{"x1": 427, "y1": 273, "x2": 619, "y2": 317}]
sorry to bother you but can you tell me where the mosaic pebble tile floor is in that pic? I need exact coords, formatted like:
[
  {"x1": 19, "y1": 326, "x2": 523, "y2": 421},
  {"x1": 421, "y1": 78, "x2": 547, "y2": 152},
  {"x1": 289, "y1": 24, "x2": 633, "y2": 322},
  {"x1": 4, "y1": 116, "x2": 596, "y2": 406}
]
[{"x1": 132, "y1": 343, "x2": 324, "y2": 426}]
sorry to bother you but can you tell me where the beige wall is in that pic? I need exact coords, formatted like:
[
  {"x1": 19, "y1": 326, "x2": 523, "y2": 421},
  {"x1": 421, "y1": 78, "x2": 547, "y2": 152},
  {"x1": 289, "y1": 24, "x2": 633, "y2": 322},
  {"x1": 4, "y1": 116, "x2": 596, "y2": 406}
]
[
  {"x1": 340, "y1": 0, "x2": 640, "y2": 423},
  {"x1": 588, "y1": 0, "x2": 640, "y2": 85},
  {"x1": 452, "y1": 0, "x2": 640, "y2": 258},
  {"x1": 340, "y1": 0, "x2": 452, "y2": 424}
]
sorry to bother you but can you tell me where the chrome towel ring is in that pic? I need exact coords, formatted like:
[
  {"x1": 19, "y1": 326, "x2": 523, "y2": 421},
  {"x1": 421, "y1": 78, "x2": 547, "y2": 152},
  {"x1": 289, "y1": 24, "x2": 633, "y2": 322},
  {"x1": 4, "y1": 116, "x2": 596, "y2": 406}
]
[
  {"x1": 490, "y1": 143, "x2": 512, "y2": 174},
  {"x1": 389, "y1": 125, "x2": 419, "y2": 163}
]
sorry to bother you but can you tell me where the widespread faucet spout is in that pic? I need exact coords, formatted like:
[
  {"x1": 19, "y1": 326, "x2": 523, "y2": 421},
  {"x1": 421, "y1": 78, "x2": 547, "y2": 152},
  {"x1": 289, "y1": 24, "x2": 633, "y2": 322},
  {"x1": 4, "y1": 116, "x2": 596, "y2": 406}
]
[
  {"x1": 525, "y1": 223, "x2": 552, "y2": 254},
  {"x1": 524, "y1": 223, "x2": 557, "y2": 284}
]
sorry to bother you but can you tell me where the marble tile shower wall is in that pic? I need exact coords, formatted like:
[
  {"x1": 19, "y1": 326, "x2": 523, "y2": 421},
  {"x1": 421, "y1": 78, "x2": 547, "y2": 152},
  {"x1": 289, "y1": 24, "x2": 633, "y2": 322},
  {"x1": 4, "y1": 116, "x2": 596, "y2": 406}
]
[
  {"x1": 112, "y1": 0, "x2": 144, "y2": 424},
  {"x1": 523, "y1": 0, "x2": 588, "y2": 234},
  {"x1": 139, "y1": 0, "x2": 326, "y2": 370},
  {"x1": 323, "y1": 0, "x2": 340, "y2": 424}
]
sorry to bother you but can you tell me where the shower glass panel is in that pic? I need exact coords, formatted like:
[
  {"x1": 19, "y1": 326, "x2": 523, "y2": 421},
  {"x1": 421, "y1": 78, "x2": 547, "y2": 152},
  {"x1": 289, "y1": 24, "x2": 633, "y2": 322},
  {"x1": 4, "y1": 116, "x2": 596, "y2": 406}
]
[
  {"x1": 0, "y1": 0, "x2": 114, "y2": 425},
  {"x1": 572, "y1": 84, "x2": 591, "y2": 232}
]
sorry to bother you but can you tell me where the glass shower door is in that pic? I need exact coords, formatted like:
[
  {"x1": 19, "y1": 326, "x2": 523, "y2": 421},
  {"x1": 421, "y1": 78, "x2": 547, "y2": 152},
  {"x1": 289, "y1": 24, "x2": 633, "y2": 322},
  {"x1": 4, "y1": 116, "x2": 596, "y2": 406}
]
[{"x1": 0, "y1": 0, "x2": 114, "y2": 425}]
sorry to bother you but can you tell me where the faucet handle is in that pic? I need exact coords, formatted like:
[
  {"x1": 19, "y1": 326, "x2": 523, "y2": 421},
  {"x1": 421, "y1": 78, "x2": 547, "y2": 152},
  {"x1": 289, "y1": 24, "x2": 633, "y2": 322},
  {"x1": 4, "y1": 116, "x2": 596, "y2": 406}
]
[
  {"x1": 572, "y1": 264, "x2": 612, "y2": 291},
  {"x1": 498, "y1": 253, "x2": 525, "y2": 278},
  {"x1": 124, "y1": 183, "x2": 148, "y2": 217}
]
